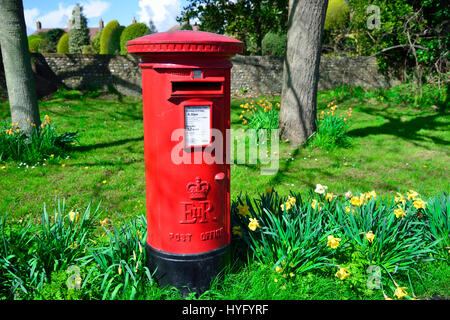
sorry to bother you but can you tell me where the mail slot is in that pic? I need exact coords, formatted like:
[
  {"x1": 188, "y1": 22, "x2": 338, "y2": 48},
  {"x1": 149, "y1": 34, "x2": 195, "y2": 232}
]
[
  {"x1": 172, "y1": 81, "x2": 223, "y2": 94},
  {"x1": 127, "y1": 30, "x2": 242, "y2": 295}
]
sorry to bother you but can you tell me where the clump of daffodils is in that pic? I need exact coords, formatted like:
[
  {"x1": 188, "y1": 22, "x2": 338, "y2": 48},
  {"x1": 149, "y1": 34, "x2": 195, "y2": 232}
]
[
  {"x1": 319, "y1": 101, "x2": 352, "y2": 122},
  {"x1": 395, "y1": 190, "x2": 427, "y2": 217},
  {"x1": 239, "y1": 99, "x2": 280, "y2": 126},
  {"x1": 281, "y1": 196, "x2": 296, "y2": 211},
  {"x1": 349, "y1": 190, "x2": 377, "y2": 207}
]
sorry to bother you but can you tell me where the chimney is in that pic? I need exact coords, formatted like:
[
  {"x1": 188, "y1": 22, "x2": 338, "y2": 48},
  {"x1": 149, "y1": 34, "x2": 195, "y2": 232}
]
[
  {"x1": 132, "y1": 17, "x2": 136, "y2": 24},
  {"x1": 36, "y1": 21, "x2": 42, "y2": 31},
  {"x1": 99, "y1": 18, "x2": 104, "y2": 30}
]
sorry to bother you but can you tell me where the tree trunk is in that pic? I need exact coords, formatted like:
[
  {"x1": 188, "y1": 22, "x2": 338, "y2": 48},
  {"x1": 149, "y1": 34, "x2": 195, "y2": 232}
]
[
  {"x1": 279, "y1": 0, "x2": 328, "y2": 146},
  {"x1": 0, "y1": 0, "x2": 40, "y2": 134}
]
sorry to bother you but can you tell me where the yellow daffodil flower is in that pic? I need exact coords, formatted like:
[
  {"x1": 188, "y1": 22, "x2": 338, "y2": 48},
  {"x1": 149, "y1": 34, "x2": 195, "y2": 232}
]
[
  {"x1": 237, "y1": 205, "x2": 250, "y2": 217},
  {"x1": 394, "y1": 206, "x2": 406, "y2": 219},
  {"x1": 407, "y1": 190, "x2": 419, "y2": 200},
  {"x1": 68, "y1": 210, "x2": 79, "y2": 223},
  {"x1": 325, "y1": 193, "x2": 335, "y2": 202},
  {"x1": 365, "y1": 231, "x2": 375, "y2": 243},
  {"x1": 327, "y1": 235, "x2": 341, "y2": 249},
  {"x1": 335, "y1": 267, "x2": 351, "y2": 280},
  {"x1": 232, "y1": 226, "x2": 243, "y2": 237},
  {"x1": 275, "y1": 266, "x2": 283, "y2": 274},
  {"x1": 413, "y1": 198, "x2": 427, "y2": 210},
  {"x1": 394, "y1": 287, "x2": 408, "y2": 299},
  {"x1": 311, "y1": 199, "x2": 322, "y2": 211},
  {"x1": 350, "y1": 196, "x2": 363, "y2": 207},
  {"x1": 366, "y1": 190, "x2": 377, "y2": 200},
  {"x1": 100, "y1": 218, "x2": 111, "y2": 227},
  {"x1": 395, "y1": 192, "x2": 406, "y2": 205},
  {"x1": 265, "y1": 186, "x2": 273, "y2": 194},
  {"x1": 248, "y1": 218, "x2": 261, "y2": 231}
]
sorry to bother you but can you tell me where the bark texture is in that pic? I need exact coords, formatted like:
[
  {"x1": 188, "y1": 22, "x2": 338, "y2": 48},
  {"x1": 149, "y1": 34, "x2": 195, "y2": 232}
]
[
  {"x1": 0, "y1": 0, "x2": 40, "y2": 133},
  {"x1": 280, "y1": 0, "x2": 328, "y2": 146}
]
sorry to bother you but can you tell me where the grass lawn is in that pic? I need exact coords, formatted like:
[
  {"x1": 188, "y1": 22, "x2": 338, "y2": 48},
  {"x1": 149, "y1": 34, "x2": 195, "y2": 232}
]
[
  {"x1": 0, "y1": 87, "x2": 448, "y2": 220},
  {"x1": 0, "y1": 86, "x2": 448, "y2": 300}
]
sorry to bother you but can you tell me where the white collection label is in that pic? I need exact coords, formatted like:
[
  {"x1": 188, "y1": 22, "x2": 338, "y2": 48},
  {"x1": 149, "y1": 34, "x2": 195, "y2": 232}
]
[{"x1": 185, "y1": 106, "x2": 211, "y2": 147}]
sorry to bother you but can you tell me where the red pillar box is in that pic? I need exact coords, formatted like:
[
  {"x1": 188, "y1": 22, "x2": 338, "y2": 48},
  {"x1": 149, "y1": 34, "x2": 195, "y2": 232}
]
[{"x1": 126, "y1": 31, "x2": 242, "y2": 294}]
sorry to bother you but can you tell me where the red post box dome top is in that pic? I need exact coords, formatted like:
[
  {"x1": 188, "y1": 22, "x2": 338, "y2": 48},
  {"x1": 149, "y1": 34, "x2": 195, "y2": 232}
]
[{"x1": 126, "y1": 30, "x2": 243, "y2": 55}]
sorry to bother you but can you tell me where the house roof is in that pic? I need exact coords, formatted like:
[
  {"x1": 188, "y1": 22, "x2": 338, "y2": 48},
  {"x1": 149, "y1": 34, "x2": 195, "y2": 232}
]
[{"x1": 33, "y1": 27, "x2": 101, "y2": 40}]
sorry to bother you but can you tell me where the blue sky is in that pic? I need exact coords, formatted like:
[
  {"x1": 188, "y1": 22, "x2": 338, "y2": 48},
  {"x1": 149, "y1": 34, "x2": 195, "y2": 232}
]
[{"x1": 23, "y1": 0, "x2": 189, "y2": 35}]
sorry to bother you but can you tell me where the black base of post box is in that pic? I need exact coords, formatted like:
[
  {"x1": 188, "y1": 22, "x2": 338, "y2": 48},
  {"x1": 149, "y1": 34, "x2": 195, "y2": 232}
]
[{"x1": 146, "y1": 243, "x2": 229, "y2": 296}]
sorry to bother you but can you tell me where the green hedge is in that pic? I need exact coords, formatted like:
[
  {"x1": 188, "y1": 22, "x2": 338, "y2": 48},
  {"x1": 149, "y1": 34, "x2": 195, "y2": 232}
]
[
  {"x1": 28, "y1": 37, "x2": 42, "y2": 53},
  {"x1": 262, "y1": 32, "x2": 287, "y2": 57},
  {"x1": 56, "y1": 33, "x2": 69, "y2": 54},
  {"x1": 324, "y1": 0, "x2": 350, "y2": 31},
  {"x1": 119, "y1": 23, "x2": 149, "y2": 55},
  {"x1": 107, "y1": 25, "x2": 125, "y2": 55},
  {"x1": 100, "y1": 20, "x2": 120, "y2": 54}
]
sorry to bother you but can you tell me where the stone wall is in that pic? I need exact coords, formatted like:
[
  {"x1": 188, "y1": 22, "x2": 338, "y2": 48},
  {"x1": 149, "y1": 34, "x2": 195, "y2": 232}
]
[
  {"x1": 0, "y1": 53, "x2": 399, "y2": 100},
  {"x1": 230, "y1": 55, "x2": 399, "y2": 96},
  {"x1": 35, "y1": 53, "x2": 142, "y2": 96}
]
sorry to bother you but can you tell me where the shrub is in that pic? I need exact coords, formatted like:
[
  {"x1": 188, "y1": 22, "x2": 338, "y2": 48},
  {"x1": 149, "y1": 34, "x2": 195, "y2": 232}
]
[
  {"x1": 107, "y1": 25, "x2": 125, "y2": 55},
  {"x1": 262, "y1": 32, "x2": 287, "y2": 57},
  {"x1": 0, "y1": 115, "x2": 78, "y2": 163},
  {"x1": 68, "y1": 5, "x2": 90, "y2": 54},
  {"x1": 82, "y1": 45, "x2": 96, "y2": 54},
  {"x1": 100, "y1": 20, "x2": 120, "y2": 54},
  {"x1": 39, "y1": 28, "x2": 65, "y2": 53},
  {"x1": 28, "y1": 37, "x2": 42, "y2": 53},
  {"x1": 324, "y1": 0, "x2": 350, "y2": 31},
  {"x1": 91, "y1": 30, "x2": 102, "y2": 53},
  {"x1": 56, "y1": 33, "x2": 69, "y2": 54},
  {"x1": 119, "y1": 23, "x2": 149, "y2": 55}
]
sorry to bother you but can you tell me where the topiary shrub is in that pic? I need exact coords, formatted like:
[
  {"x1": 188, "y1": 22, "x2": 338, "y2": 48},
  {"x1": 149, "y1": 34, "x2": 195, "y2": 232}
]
[
  {"x1": 100, "y1": 20, "x2": 120, "y2": 54},
  {"x1": 107, "y1": 25, "x2": 125, "y2": 55},
  {"x1": 119, "y1": 23, "x2": 150, "y2": 55},
  {"x1": 28, "y1": 37, "x2": 43, "y2": 53},
  {"x1": 324, "y1": 0, "x2": 350, "y2": 31},
  {"x1": 56, "y1": 33, "x2": 70, "y2": 54},
  {"x1": 262, "y1": 32, "x2": 287, "y2": 57},
  {"x1": 91, "y1": 30, "x2": 102, "y2": 53}
]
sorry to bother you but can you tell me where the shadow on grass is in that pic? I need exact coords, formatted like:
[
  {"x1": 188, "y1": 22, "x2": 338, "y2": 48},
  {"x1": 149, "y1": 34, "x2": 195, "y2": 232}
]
[
  {"x1": 74, "y1": 136, "x2": 143, "y2": 152},
  {"x1": 266, "y1": 147, "x2": 315, "y2": 190},
  {"x1": 347, "y1": 109, "x2": 449, "y2": 147}
]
